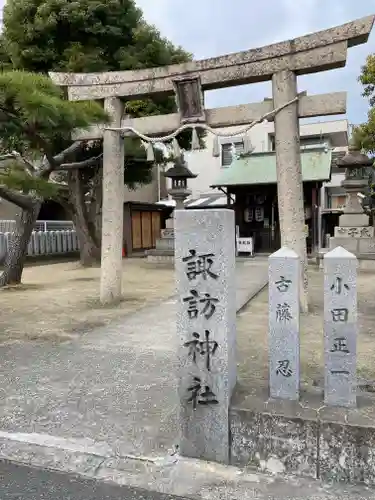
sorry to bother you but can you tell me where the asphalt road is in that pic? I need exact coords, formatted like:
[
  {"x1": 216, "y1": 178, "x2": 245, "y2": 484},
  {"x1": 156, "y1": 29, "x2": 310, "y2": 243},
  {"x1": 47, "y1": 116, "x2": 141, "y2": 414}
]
[{"x1": 0, "y1": 461, "x2": 189, "y2": 500}]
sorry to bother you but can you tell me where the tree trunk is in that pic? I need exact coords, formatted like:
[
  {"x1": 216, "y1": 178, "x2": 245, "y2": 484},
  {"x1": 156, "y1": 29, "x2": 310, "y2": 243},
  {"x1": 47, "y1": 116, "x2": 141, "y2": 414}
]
[
  {"x1": 67, "y1": 170, "x2": 102, "y2": 267},
  {"x1": 73, "y1": 212, "x2": 101, "y2": 266},
  {"x1": 88, "y1": 169, "x2": 103, "y2": 245},
  {"x1": 0, "y1": 202, "x2": 41, "y2": 286}
]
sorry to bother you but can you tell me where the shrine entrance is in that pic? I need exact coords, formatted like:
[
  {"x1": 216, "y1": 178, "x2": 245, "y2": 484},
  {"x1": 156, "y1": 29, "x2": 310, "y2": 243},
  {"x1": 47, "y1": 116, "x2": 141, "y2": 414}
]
[
  {"x1": 50, "y1": 15, "x2": 374, "y2": 308},
  {"x1": 234, "y1": 185, "x2": 280, "y2": 254},
  {"x1": 232, "y1": 183, "x2": 318, "y2": 255}
]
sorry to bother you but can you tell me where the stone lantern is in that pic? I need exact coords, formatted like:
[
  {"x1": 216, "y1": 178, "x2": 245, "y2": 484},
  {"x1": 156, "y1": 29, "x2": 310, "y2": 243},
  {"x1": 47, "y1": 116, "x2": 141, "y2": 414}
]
[
  {"x1": 146, "y1": 155, "x2": 197, "y2": 263},
  {"x1": 329, "y1": 139, "x2": 375, "y2": 255},
  {"x1": 164, "y1": 154, "x2": 197, "y2": 210},
  {"x1": 337, "y1": 139, "x2": 373, "y2": 227}
]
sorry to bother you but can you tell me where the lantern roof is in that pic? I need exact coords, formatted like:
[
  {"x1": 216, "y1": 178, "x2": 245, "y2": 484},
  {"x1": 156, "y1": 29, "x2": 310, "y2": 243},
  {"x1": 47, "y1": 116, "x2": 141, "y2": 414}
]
[
  {"x1": 337, "y1": 137, "x2": 373, "y2": 168},
  {"x1": 164, "y1": 155, "x2": 197, "y2": 179}
]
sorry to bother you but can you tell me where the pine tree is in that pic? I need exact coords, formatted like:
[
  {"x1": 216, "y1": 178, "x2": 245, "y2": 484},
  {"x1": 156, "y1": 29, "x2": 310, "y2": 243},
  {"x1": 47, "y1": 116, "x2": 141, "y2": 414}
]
[
  {"x1": 0, "y1": 71, "x2": 109, "y2": 285},
  {"x1": 1, "y1": 0, "x2": 194, "y2": 265}
]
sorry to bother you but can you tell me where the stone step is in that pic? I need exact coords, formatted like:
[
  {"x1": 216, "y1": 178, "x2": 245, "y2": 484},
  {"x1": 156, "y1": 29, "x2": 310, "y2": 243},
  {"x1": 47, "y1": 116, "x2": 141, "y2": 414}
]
[
  {"x1": 155, "y1": 238, "x2": 174, "y2": 251},
  {"x1": 145, "y1": 246, "x2": 174, "y2": 263}
]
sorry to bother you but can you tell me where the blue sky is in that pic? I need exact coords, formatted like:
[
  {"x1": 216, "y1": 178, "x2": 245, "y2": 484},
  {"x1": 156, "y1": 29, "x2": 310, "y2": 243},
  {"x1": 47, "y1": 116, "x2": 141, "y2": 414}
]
[{"x1": 135, "y1": 0, "x2": 375, "y2": 126}]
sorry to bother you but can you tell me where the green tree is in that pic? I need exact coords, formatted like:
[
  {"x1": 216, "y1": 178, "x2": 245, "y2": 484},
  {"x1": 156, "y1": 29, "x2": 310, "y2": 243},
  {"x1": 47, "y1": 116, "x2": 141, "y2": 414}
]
[
  {"x1": 0, "y1": 37, "x2": 13, "y2": 72},
  {"x1": 353, "y1": 54, "x2": 375, "y2": 154},
  {"x1": 351, "y1": 54, "x2": 375, "y2": 222},
  {"x1": 1, "y1": 0, "x2": 194, "y2": 264},
  {"x1": 0, "y1": 70, "x2": 109, "y2": 286}
]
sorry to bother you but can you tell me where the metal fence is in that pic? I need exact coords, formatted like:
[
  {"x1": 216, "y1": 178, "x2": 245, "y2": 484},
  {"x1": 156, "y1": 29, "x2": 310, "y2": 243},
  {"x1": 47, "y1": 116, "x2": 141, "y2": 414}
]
[
  {"x1": 0, "y1": 230, "x2": 79, "y2": 258},
  {"x1": 0, "y1": 219, "x2": 75, "y2": 233}
]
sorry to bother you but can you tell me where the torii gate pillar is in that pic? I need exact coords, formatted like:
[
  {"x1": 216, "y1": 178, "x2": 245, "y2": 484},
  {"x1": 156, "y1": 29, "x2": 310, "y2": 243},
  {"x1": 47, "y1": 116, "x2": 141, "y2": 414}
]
[
  {"x1": 100, "y1": 97, "x2": 124, "y2": 304},
  {"x1": 273, "y1": 70, "x2": 308, "y2": 311}
]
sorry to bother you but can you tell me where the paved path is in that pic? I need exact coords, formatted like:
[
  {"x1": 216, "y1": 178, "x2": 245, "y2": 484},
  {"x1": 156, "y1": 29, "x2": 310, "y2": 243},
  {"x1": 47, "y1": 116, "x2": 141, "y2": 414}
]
[
  {"x1": 1, "y1": 259, "x2": 374, "y2": 498},
  {"x1": 0, "y1": 261, "x2": 267, "y2": 473},
  {"x1": 1, "y1": 461, "x2": 190, "y2": 500},
  {"x1": 235, "y1": 257, "x2": 268, "y2": 311},
  {"x1": 1, "y1": 459, "x2": 374, "y2": 499}
]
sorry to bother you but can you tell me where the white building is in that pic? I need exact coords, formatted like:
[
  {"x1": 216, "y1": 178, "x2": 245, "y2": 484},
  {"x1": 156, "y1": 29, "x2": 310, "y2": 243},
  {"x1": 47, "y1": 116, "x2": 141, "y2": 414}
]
[
  {"x1": 167, "y1": 118, "x2": 348, "y2": 204},
  {"x1": 162, "y1": 118, "x2": 349, "y2": 253}
]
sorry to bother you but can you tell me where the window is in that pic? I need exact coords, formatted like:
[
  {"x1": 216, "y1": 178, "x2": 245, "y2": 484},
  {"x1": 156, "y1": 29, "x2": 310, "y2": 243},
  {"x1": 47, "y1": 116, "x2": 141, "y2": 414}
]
[
  {"x1": 268, "y1": 134, "x2": 326, "y2": 151},
  {"x1": 330, "y1": 194, "x2": 346, "y2": 209},
  {"x1": 300, "y1": 136, "x2": 324, "y2": 148},
  {"x1": 221, "y1": 139, "x2": 244, "y2": 167}
]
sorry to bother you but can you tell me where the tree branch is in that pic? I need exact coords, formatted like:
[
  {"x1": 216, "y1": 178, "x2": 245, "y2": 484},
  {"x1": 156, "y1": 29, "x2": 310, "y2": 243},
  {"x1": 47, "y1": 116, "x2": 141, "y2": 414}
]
[
  {"x1": 88, "y1": 169, "x2": 102, "y2": 205},
  {"x1": 40, "y1": 141, "x2": 86, "y2": 176},
  {"x1": 52, "y1": 141, "x2": 85, "y2": 165},
  {"x1": 0, "y1": 151, "x2": 36, "y2": 176},
  {"x1": 0, "y1": 106, "x2": 87, "y2": 174},
  {"x1": 0, "y1": 104, "x2": 19, "y2": 121},
  {"x1": 0, "y1": 106, "x2": 60, "y2": 171},
  {"x1": 58, "y1": 153, "x2": 103, "y2": 171},
  {"x1": 0, "y1": 154, "x2": 16, "y2": 161},
  {"x1": 0, "y1": 185, "x2": 34, "y2": 210},
  {"x1": 10, "y1": 151, "x2": 36, "y2": 175}
]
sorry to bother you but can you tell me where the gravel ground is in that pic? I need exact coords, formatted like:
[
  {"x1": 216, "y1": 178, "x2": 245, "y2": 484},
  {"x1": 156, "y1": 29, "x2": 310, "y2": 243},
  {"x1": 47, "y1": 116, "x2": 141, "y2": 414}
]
[
  {"x1": 237, "y1": 266, "x2": 375, "y2": 386},
  {"x1": 0, "y1": 259, "x2": 175, "y2": 343}
]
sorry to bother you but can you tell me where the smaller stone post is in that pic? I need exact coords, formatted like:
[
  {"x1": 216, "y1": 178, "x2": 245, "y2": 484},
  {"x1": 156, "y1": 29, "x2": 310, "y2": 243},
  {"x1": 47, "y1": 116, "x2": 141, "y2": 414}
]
[
  {"x1": 268, "y1": 247, "x2": 300, "y2": 400},
  {"x1": 175, "y1": 208, "x2": 236, "y2": 464},
  {"x1": 324, "y1": 246, "x2": 358, "y2": 408}
]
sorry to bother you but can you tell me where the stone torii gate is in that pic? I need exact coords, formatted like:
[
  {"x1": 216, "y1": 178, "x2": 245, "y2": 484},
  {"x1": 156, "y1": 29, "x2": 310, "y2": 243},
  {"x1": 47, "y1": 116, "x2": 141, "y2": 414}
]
[{"x1": 50, "y1": 15, "x2": 374, "y2": 307}]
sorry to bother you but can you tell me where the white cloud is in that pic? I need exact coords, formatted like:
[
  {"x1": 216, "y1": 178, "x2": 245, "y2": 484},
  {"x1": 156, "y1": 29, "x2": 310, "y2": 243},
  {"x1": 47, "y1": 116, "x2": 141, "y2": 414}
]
[{"x1": 135, "y1": 0, "x2": 375, "y2": 124}]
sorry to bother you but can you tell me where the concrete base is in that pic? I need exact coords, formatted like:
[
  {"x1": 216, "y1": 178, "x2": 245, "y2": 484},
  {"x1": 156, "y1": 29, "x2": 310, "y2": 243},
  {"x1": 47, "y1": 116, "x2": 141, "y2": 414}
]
[
  {"x1": 339, "y1": 213, "x2": 369, "y2": 227},
  {"x1": 329, "y1": 236, "x2": 375, "y2": 255},
  {"x1": 145, "y1": 248, "x2": 174, "y2": 263},
  {"x1": 155, "y1": 237, "x2": 174, "y2": 251},
  {"x1": 230, "y1": 384, "x2": 375, "y2": 486},
  {"x1": 145, "y1": 234, "x2": 175, "y2": 263},
  {"x1": 146, "y1": 255, "x2": 174, "y2": 264}
]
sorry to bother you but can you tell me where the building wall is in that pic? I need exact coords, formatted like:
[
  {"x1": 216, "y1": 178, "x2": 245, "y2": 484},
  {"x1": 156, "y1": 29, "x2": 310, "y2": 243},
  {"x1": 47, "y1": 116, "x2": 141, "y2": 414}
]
[
  {"x1": 330, "y1": 194, "x2": 346, "y2": 209},
  {"x1": 168, "y1": 118, "x2": 349, "y2": 199},
  {"x1": 123, "y1": 165, "x2": 167, "y2": 204},
  {"x1": 320, "y1": 144, "x2": 349, "y2": 210},
  {"x1": 0, "y1": 199, "x2": 20, "y2": 220},
  {"x1": 321, "y1": 172, "x2": 346, "y2": 209},
  {"x1": 0, "y1": 198, "x2": 71, "y2": 222}
]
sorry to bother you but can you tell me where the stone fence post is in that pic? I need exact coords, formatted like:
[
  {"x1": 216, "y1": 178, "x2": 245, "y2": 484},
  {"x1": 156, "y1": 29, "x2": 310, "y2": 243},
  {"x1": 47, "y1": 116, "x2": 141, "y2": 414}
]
[
  {"x1": 269, "y1": 247, "x2": 301, "y2": 401},
  {"x1": 324, "y1": 246, "x2": 358, "y2": 408}
]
